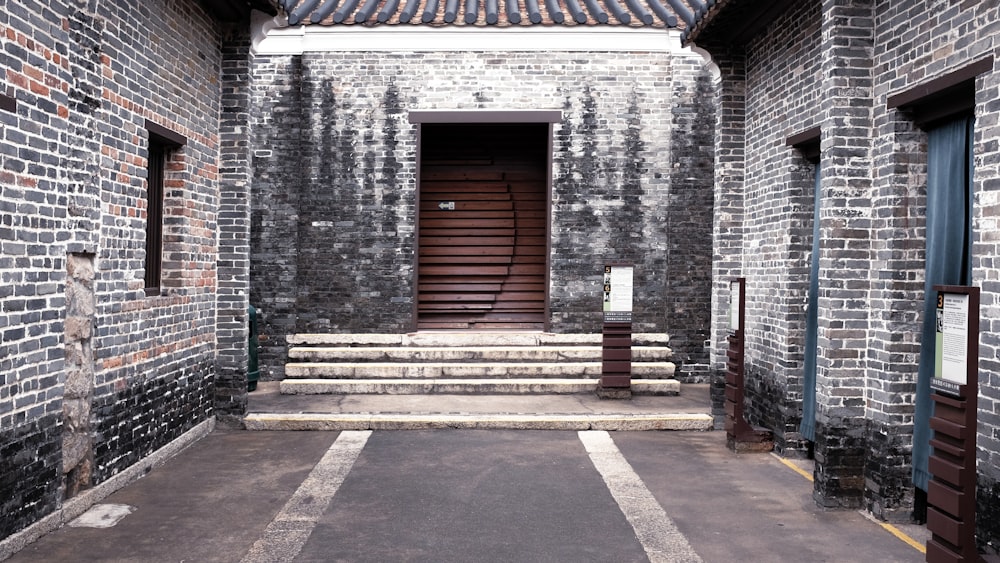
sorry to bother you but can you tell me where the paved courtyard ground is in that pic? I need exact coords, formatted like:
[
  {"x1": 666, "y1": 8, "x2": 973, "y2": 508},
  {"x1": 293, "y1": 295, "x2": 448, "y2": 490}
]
[{"x1": 7, "y1": 429, "x2": 926, "y2": 562}]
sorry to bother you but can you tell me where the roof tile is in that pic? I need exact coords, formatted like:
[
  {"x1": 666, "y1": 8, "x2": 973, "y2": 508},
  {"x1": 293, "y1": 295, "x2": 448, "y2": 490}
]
[{"x1": 277, "y1": 0, "x2": 697, "y2": 27}]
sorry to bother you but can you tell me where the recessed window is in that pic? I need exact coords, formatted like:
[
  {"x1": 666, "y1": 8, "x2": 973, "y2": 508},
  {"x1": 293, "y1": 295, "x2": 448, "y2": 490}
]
[
  {"x1": 144, "y1": 120, "x2": 186, "y2": 297},
  {"x1": 144, "y1": 138, "x2": 165, "y2": 294}
]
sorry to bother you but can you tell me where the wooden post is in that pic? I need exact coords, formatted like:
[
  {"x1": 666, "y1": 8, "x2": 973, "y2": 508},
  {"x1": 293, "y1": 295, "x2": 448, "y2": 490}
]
[
  {"x1": 725, "y1": 278, "x2": 772, "y2": 452},
  {"x1": 926, "y1": 285, "x2": 979, "y2": 563},
  {"x1": 598, "y1": 264, "x2": 633, "y2": 399},
  {"x1": 599, "y1": 322, "x2": 632, "y2": 398}
]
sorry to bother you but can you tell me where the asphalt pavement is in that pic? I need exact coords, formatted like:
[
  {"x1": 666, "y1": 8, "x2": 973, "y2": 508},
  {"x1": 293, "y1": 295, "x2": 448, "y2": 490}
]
[{"x1": 6, "y1": 428, "x2": 926, "y2": 562}]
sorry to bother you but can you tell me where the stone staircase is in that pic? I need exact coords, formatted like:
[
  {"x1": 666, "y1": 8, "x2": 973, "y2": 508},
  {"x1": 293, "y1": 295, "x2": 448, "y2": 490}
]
[
  {"x1": 279, "y1": 332, "x2": 679, "y2": 396},
  {"x1": 243, "y1": 332, "x2": 714, "y2": 431}
]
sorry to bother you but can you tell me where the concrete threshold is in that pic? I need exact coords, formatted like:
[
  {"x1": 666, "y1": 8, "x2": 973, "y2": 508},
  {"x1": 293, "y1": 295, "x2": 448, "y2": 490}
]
[
  {"x1": 246, "y1": 382, "x2": 712, "y2": 432},
  {"x1": 243, "y1": 412, "x2": 713, "y2": 431},
  {"x1": 287, "y1": 332, "x2": 671, "y2": 347}
]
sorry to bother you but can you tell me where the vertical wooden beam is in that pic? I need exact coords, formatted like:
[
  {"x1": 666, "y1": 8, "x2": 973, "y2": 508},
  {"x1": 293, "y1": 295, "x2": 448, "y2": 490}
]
[
  {"x1": 599, "y1": 264, "x2": 633, "y2": 399},
  {"x1": 926, "y1": 285, "x2": 979, "y2": 563},
  {"x1": 725, "y1": 278, "x2": 773, "y2": 452}
]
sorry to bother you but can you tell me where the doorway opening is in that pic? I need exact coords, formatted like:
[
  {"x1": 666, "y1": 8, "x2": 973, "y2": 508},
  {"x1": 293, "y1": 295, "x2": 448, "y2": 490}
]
[{"x1": 417, "y1": 123, "x2": 549, "y2": 330}]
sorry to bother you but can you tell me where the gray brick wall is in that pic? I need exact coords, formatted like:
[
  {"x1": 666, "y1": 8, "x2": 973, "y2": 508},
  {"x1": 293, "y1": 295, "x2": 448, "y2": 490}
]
[
  {"x1": 87, "y1": 0, "x2": 221, "y2": 485},
  {"x1": 742, "y1": 2, "x2": 824, "y2": 456},
  {"x1": 249, "y1": 47, "x2": 717, "y2": 380},
  {"x1": 693, "y1": 0, "x2": 1000, "y2": 546},
  {"x1": 812, "y1": 0, "x2": 875, "y2": 512},
  {"x1": 216, "y1": 24, "x2": 255, "y2": 421},
  {"x1": 1, "y1": 1, "x2": 226, "y2": 540},
  {"x1": 0, "y1": 1, "x2": 73, "y2": 538}
]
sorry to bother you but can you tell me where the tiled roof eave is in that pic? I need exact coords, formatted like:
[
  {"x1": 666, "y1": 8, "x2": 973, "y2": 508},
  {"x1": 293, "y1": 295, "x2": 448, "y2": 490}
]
[
  {"x1": 679, "y1": 0, "x2": 725, "y2": 44},
  {"x1": 252, "y1": 20, "x2": 684, "y2": 54},
  {"x1": 681, "y1": 0, "x2": 798, "y2": 47},
  {"x1": 276, "y1": 0, "x2": 689, "y2": 28}
]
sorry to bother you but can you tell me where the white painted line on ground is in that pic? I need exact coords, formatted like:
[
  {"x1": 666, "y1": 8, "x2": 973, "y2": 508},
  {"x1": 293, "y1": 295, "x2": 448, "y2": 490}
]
[
  {"x1": 579, "y1": 431, "x2": 703, "y2": 563},
  {"x1": 241, "y1": 431, "x2": 371, "y2": 563}
]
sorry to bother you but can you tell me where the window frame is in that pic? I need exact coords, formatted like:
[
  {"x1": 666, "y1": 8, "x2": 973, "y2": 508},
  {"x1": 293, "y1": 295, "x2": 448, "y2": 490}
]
[{"x1": 143, "y1": 120, "x2": 186, "y2": 297}]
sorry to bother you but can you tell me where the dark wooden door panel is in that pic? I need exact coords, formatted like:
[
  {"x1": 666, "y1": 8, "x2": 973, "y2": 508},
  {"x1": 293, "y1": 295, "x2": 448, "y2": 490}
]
[{"x1": 417, "y1": 126, "x2": 547, "y2": 330}]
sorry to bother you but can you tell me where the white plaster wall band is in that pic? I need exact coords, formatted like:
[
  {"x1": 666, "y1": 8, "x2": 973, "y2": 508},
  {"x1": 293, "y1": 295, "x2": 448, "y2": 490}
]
[{"x1": 252, "y1": 11, "x2": 687, "y2": 55}]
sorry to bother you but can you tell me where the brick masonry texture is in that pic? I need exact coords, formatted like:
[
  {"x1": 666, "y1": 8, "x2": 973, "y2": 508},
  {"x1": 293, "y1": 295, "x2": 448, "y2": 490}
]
[
  {"x1": 691, "y1": 0, "x2": 1000, "y2": 548},
  {"x1": 216, "y1": 25, "x2": 256, "y2": 421},
  {"x1": 248, "y1": 47, "x2": 716, "y2": 380},
  {"x1": 1, "y1": 1, "x2": 228, "y2": 540}
]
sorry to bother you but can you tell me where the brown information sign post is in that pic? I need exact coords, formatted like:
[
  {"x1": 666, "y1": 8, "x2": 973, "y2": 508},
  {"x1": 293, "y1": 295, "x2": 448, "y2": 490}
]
[
  {"x1": 926, "y1": 285, "x2": 979, "y2": 563},
  {"x1": 725, "y1": 278, "x2": 772, "y2": 452},
  {"x1": 599, "y1": 264, "x2": 632, "y2": 399}
]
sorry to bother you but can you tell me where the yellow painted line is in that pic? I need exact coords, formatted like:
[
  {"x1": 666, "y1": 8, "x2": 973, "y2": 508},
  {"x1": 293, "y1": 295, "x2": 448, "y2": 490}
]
[
  {"x1": 773, "y1": 453, "x2": 926, "y2": 554},
  {"x1": 773, "y1": 454, "x2": 814, "y2": 482},
  {"x1": 877, "y1": 520, "x2": 927, "y2": 554}
]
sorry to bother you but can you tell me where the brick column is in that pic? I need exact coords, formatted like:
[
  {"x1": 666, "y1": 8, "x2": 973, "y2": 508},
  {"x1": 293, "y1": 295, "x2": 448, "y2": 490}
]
[
  {"x1": 666, "y1": 50, "x2": 717, "y2": 376},
  {"x1": 215, "y1": 23, "x2": 254, "y2": 420},
  {"x1": 704, "y1": 45, "x2": 746, "y2": 426},
  {"x1": 974, "y1": 46, "x2": 1000, "y2": 555},
  {"x1": 812, "y1": 0, "x2": 875, "y2": 509},
  {"x1": 864, "y1": 111, "x2": 926, "y2": 520}
]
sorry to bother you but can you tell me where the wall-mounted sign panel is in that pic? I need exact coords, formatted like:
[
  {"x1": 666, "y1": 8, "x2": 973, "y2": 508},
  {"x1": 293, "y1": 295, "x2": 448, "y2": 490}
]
[
  {"x1": 729, "y1": 280, "x2": 741, "y2": 333},
  {"x1": 932, "y1": 291, "x2": 971, "y2": 396},
  {"x1": 603, "y1": 265, "x2": 633, "y2": 323}
]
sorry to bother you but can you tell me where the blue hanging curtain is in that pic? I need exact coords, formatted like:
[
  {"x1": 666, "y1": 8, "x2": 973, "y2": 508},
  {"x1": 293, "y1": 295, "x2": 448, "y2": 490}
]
[
  {"x1": 912, "y1": 115, "x2": 974, "y2": 491},
  {"x1": 800, "y1": 163, "x2": 821, "y2": 441}
]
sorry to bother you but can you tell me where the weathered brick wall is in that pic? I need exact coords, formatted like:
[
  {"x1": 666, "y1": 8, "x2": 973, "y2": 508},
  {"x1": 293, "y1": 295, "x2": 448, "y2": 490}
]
[
  {"x1": 698, "y1": 0, "x2": 1000, "y2": 542},
  {"x1": 702, "y1": 43, "x2": 746, "y2": 428},
  {"x1": 811, "y1": 0, "x2": 875, "y2": 512},
  {"x1": 87, "y1": 0, "x2": 221, "y2": 485},
  {"x1": 738, "y1": 2, "x2": 824, "y2": 455},
  {"x1": 1, "y1": 1, "x2": 225, "y2": 540},
  {"x1": 216, "y1": 24, "x2": 255, "y2": 420},
  {"x1": 0, "y1": 1, "x2": 74, "y2": 539},
  {"x1": 666, "y1": 51, "x2": 716, "y2": 376},
  {"x1": 696, "y1": 2, "x2": 826, "y2": 451},
  {"x1": 249, "y1": 54, "x2": 305, "y2": 378},
  {"x1": 869, "y1": 0, "x2": 1000, "y2": 548},
  {"x1": 249, "y1": 46, "x2": 716, "y2": 379}
]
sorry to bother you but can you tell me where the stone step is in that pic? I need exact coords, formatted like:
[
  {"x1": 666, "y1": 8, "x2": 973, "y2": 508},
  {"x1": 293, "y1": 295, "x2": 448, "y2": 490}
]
[
  {"x1": 244, "y1": 411, "x2": 713, "y2": 431},
  {"x1": 287, "y1": 345, "x2": 673, "y2": 363},
  {"x1": 284, "y1": 361, "x2": 676, "y2": 379},
  {"x1": 280, "y1": 378, "x2": 681, "y2": 395},
  {"x1": 246, "y1": 382, "x2": 713, "y2": 431},
  {"x1": 287, "y1": 332, "x2": 670, "y2": 347}
]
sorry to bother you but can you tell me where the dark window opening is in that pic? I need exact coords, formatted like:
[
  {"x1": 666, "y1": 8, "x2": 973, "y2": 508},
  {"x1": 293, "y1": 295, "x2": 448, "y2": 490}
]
[
  {"x1": 144, "y1": 139, "x2": 166, "y2": 295},
  {"x1": 143, "y1": 120, "x2": 186, "y2": 296},
  {"x1": 786, "y1": 126, "x2": 821, "y2": 163}
]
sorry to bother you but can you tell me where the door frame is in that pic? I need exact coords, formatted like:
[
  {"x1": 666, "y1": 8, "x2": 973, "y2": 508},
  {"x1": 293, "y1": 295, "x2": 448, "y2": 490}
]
[{"x1": 408, "y1": 110, "x2": 561, "y2": 331}]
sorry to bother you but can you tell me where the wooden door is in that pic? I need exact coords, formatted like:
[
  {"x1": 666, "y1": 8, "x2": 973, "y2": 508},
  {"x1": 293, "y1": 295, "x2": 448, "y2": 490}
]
[{"x1": 417, "y1": 124, "x2": 548, "y2": 330}]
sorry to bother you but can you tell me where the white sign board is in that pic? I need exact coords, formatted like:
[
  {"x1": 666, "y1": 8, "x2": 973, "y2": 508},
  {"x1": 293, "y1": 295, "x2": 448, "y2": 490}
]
[
  {"x1": 729, "y1": 280, "x2": 741, "y2": 333},
  {"x1": 603, "y1": 266, "x2": 633, "y2": 315},
  {"x1": 935, "y1": 292, "x2": 970, "y2": 389}
]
